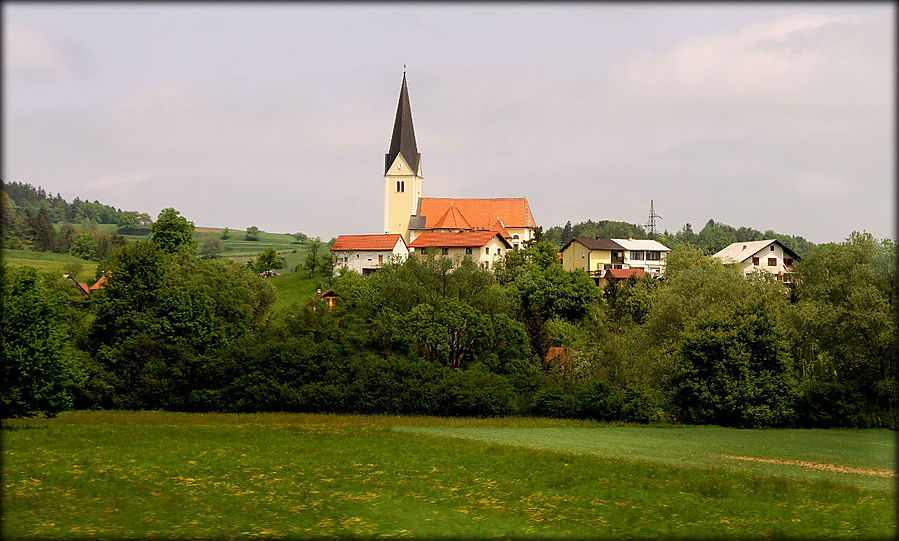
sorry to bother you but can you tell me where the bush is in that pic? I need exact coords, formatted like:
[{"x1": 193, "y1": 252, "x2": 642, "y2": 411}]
[{"x1": 794, "y1": 380, "x2": 879, "y2": 428}]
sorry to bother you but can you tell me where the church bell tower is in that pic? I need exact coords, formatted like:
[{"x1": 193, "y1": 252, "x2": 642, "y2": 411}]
[{"x1": 383, "y1": 73, "x2": 423, "y2": 240}]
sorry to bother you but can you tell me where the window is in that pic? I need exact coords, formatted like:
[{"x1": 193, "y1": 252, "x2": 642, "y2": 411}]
[
  {"x1": 442, "y1": 247, "x2": 449, "y2": 255},
  {"x1": 630, "y1": 250, "x2": 644, "y2": 260},
  {"x1": 768, "y1": 258, "x2": 777, "y2": 266},
  {"x1": 646, "y1": 251, "x2": 661, "y2": 261},
  {"x1": 485, "y1": 247, "x2": 490, "y2": 255},
  {"x1": 419, "y1": 248, "x2": 426, "y2": 255},
  {"x1": 465, "y1": 247, "x2": 472, "y2": 255},
  {"x1": 395, "y1": 180, "x2": 405, "y2": 193},
  {"x1": 770, "y1": 245, "x2": 775, "y2": 251},
  {"x1": 484, "y1": 261, "x2": 489, "y2": 269},
  {"x1": 752, "y1": 257, "x2": 759, "y2": 265},
  {"x1": 513, "y1": 234, "x2": 519, "y2": 240},
  {"x1": 497, "y1": 248, "x2": 502, "y2": 255},
  {"x1": 581, "y1": 250, "x2": 585, "y2": 259},
  {"x1": 784, "y1": 258, "x2": 793, "y2": 266}
]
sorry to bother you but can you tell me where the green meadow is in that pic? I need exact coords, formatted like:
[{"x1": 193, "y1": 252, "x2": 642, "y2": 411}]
[
  {"x1": 2, "y1": 249, "x2": 98, "y2": 283},
  {"x1": 3, "y1": 411, "x2": 894, "y2": 539}
]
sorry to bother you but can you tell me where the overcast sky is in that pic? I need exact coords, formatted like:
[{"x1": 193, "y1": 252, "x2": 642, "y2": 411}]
[{"x1": 3, "y1": 3, "x2": 894, "y2": 243}]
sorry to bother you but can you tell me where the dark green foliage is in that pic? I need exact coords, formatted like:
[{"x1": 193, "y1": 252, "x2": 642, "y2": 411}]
[
  {"x1": 545, "y1": 219, "x2": 646, "y2": 247},
  {"x1": 151, "y1": 208, "x2": 196, "y2": 253},
  {"x1": 245, "y1": 225, "x2": 260, "y2": 241},
  {"x1": 200, "y1": 237, "x2": 225, "y2": 259},
  {"x1": 1, "y1": 268, "x2": 83, "y2": 417},
  {"x1": 670, "y1": 297, "x2": 796, "y2": 428},
  {"x1": 794, "y1": 380, "x2": 880, "y2": 428}
]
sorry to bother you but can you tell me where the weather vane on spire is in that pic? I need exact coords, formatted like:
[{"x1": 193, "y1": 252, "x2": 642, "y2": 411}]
[{"x1": 403, "y1": 64, "x2": 407, "y2": 75}]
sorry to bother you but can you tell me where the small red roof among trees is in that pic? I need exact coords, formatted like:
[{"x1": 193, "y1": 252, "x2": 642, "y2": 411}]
[
  {"x1": 331, "y1": 234, "x2": 406, "y2": 252},
  {"x1": 604, "y1": 268, "x2": 646, "y2": 279}
]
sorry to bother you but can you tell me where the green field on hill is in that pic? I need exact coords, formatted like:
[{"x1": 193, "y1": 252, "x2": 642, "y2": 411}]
[
  {"x1": 2, "y1": 249, "x2": 98, "y2": 283},
  {"x1": 3, "y1": 411, "x2": 894, "y2": 539}
]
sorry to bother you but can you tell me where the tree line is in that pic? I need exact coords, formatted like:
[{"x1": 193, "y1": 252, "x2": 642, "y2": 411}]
[{"x1": 2, "y1": 207, "x2": 895, "y2": 428}]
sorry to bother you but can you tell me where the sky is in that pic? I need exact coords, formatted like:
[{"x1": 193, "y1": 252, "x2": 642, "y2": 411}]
[{"x1": 3, "y1": 3, "x2": 895, "y2": 243}]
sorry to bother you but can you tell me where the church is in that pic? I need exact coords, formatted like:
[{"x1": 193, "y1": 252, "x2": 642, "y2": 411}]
[
  {"x1": 332, "y1": 74, "x2": 538, "y2": 272},
  {"x1": 382, "y1": 74, "x2": 537, "y2": 250}
]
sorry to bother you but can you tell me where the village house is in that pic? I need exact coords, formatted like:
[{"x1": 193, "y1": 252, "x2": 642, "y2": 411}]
[
  {"x1": 612, "y1": 238, "x2": 670, "y2": 276},
  {"x1": 712, "y1": 239, "x2": 800, "y2": 282},
  {"x1": 408, "y1": 231, "x2": 512, "y2": 270},
  {"x1": 330, "y1": 233, "x2": 409, "y2": 276},
  {"x1": 559, "y1": 237, "x2": 626, "y2": 283}
]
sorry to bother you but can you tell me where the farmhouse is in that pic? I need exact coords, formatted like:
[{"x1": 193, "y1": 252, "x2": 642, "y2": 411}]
[
  {"x1": 560, "y1": 237, "x2": 668, "y2": 285},
  {"x1": 330, "y1": 234, "x2": 409, "y2": 276},
  {"x1": 382, "y1": 74, "x2": 538, "y2": 246},
  {"x1": 712, "y1": 239, "x2": 800, "y2": 282}
]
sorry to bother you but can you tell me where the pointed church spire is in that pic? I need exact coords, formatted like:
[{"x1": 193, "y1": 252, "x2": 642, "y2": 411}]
[{"x1": 385, "y1": 72, "x2": 421, "y2": 175}]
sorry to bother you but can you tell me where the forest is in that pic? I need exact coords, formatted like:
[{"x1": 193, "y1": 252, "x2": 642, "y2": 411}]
[{"x1": 3, "y1": 203, "x2": 895, "y2": 429}]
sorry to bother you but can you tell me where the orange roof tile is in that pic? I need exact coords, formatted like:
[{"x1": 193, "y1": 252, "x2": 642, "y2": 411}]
[
  {"x1": 409, "y1": 231, "x2": 512, "y2": 249},
  {"x1": 331, "y1": 234, "x2": 407, "y2": 252},
  {"x1": 89, "y1": 275, "x2": 108, "y2": 290},
  {"x1": 431, "y1": 203, "x2": 473, "y2": 230},
  {"x1": 490, "y1": 220, "x2": 513, "y2": 239},
  {"x1": 418, "y1": 198, "x2": 536, "y2": 230},
  {"x1": 605, "y1": 268, "x2": 646, "y2": 279}
]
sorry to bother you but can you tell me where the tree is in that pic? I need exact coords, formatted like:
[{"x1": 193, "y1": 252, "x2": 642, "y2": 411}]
[
  {"x1": 1, "y1": 268, "x2": 83, "y2": 417},
  {"x1": 245, "y1": 226, "x2": 260, "y2": 241},
  {"x1": 293, "y1": 231, "x2": 307, "y2": 244},
  {"x1": 304, "y1": 237, "x2": 322, "y2": 277},
  {"x1": 252, "y1": 247, "x2": 285, "y2": 272},
  {"x1": 405, "y1": 298, "x2": 490, "y2": 368},
  {"x1": 68, "y1": 233, "x2": 99, "y2": 261},
  {"x1": 151, "y1": 208, "x2": 196, "y2": 253},
  {"x1": 53, "y1": 222, "x2": 76, "y2": 253},
  {"x1": 221, "y1": 227, "x2": 231, "y2": 240},
  {"x1": 31, "y1": 207, "x2": 55, "y2": 252},
  {"x1": 200, "y1": 237, "x2": 225, "y2": 259}
]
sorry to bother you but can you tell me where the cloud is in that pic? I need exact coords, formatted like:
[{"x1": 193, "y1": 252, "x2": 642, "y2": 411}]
[
  {"x1": 609, "y1": 13, "x2": 886, "y2": 113},
  {"x1": 3, "y1": 22, "x2": 70, "y2": 78}
]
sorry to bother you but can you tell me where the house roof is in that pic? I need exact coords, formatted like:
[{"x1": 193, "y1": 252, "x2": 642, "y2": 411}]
[
  {"x1": 490, "y1": 220, "x2": 513, "y2": 239},
  {"x1": 561, "y1": 237, "x2": 624, "y2": 252},
  {"x1": 331, "y1": 234, "x2": 407, "y2": 252},
  {"x1": 545, "y1": 346, "x2": 575, "y2": 367},
  {"x1": 604, "y1": 268, "x2": 646, "y2": 279},
  {"x1": 713, "y1": 239, "x2": 801, "y2": 264},
  {"x1": 611, "y1": 238, "x2": 671, "y2": 251},
  {"x1": 409, "y1": 230, "x2": 513, "y2": 249},
  {"x1": 415, "y1": 198, "x2": 536, "y2": 230},
  {"x1": 384, "y1": 73, "x2": 421, "y2": 175},
  {"x1": 90, "y1": 275, "x2": 108, "y2": 290}
]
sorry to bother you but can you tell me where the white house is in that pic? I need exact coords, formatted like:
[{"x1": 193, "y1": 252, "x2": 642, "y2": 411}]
[
  {"x1": 331, "y1": 234, "x2": 409, "y2": 276},
  {"x1": 611, "y1": 238, "x2": 671, "y2": 275},
  {"x1": 712, "y1": 239, "x2": 800, "y2": 282}
]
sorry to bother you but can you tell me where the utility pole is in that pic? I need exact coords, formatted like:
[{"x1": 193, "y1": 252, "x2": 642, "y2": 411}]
[{"x1": 645, "y1": 199, "x2": 661, "y2": 237}]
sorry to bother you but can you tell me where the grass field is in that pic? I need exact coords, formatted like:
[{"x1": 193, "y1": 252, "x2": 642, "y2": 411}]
[
  {"x1": 268, "y1": 270, "x2": 325, "y2": 312},
  {"x1": 2, "y1": 249, "x2": 98, "y2": 283},
  {"x1": 3, "y1": 411, "x2": 894, "y2": 539}
]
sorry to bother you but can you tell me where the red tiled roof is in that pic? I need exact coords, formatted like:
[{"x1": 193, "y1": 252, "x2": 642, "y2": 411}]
[
  {"x1": 418, "y1": 198, "x2": 536, "y2": 230},
  {"x1": 409, "y1": 231, "x2": 512, "y2": 249},
  {"x1": 491, "y1": 220, "x2": 513, "y2": 239},
  {"x1": 545, "y1": 346, "x2": 575, "y2": 368},
  {"x1": 431, "y1": 204, "x2": 473, "y2": 230},
  {"x1": 605, "y1": 268, "x2": 646, "y2": 279},
  {"x1": 89, "y1": 275, "x2": 108, "y2": 290},
  {"x1": 331, "y1": 234, "x2": 406, "y2": 252}
]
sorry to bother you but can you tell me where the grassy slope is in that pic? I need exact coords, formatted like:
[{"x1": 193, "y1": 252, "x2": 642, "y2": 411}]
[
  {"x1": 268, "y1": 270, "x2": 324, "y2": 312},
  {"x1": 2, "y1": 249, "x2": 98, "y2": 283},
  {"x1": 2, "y1": 411, "x2": 894, "y2": 539}
]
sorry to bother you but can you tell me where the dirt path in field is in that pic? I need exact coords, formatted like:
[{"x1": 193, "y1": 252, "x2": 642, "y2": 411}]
[{"x1": 718, "y1": 455, "x2": 896, "y2": 478}]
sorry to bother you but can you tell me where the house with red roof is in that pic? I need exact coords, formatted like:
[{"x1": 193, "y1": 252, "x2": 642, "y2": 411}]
[
  {"x1": 64, "y1": 273, "x2": 108, "y2": 296},
  {"x1": 598, "y1": 268, "x2": 646, "y2": 289},
  {"x1": 330, "y1": 233, "x2": 409, "y2": 276},
  {"x1": 382, "y1": 74, "x2": 537, "y2": 248},
  {"x1": 408, "y1": 231, "x2": 512, "y2": 270}
]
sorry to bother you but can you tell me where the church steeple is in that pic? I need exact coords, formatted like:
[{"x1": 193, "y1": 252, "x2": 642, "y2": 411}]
[{"x1": 385, "y1": 73, "x2": 421, "y2": 175}]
